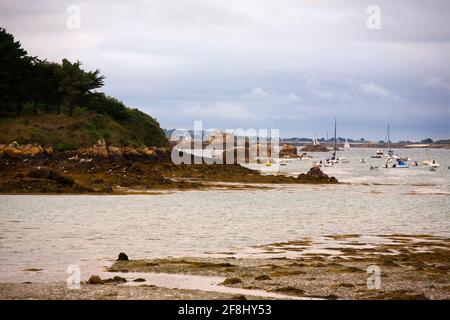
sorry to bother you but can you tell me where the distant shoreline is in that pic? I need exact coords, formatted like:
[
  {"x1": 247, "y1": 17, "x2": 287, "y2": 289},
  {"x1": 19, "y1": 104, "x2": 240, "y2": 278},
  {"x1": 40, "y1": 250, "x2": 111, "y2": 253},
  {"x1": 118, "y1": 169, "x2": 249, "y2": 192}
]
[{"x1": 282, "y1": 141, "x2": 450, "y2": 149}]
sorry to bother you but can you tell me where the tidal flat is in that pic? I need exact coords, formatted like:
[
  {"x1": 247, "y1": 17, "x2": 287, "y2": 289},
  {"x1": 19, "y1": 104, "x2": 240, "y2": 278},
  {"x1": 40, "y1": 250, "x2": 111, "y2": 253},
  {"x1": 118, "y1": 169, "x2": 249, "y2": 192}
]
[{"x1": 1, "y1": 234, "x2": 449, "y2": 300}]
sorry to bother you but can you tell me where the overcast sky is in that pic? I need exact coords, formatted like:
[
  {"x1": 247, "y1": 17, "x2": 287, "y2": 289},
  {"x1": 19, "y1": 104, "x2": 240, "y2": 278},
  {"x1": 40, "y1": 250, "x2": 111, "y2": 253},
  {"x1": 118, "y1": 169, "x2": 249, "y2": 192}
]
[{"x1": 1, "y1": 0, "x2": 449, "y2": 140}]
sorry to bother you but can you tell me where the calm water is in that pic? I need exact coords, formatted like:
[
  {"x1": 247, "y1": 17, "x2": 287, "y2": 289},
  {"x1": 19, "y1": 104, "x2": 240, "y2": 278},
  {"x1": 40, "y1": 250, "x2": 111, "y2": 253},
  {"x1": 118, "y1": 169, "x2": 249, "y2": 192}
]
[{"x1": 0, "y1": 148, "x2": 449, "y2": 282}]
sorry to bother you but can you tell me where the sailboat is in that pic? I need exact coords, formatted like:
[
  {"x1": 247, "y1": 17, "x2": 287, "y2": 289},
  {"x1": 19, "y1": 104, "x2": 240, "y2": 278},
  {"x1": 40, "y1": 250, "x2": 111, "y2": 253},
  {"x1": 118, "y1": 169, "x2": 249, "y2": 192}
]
[
  {"x1": 385, "y1": 124, "x2": 394, "y2": 158},
  {"x1": 344, "y1": 139, "x2": 350, "y2": 149},
  {"x1": 384, "y1": 124, "x2": 409, "y2": 168},
  {"x1": 326, "y1": 119, "x2": 339, "y2": 164},
  {"x1": 313, "y1": 133, "x2": 320, "y2": 146}
]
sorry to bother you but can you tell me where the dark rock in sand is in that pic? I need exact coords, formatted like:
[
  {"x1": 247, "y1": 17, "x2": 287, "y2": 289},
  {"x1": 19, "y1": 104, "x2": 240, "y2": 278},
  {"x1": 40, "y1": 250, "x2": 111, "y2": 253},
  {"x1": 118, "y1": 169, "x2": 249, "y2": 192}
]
[
  {"x1": 88, "y1": 275, "x2": 127, "y2": 284},
  {"x1": 112, "y1": 276, "x2": 127, "y2": 283},
  {"x1": 117, "y1": 252, "x2": 129, "y2": 261},
  {"x1": 231, "y1": 295, "x2": 247, "y2": 300},
  {"x1": 133, "y1": 278, "x2": 146, "y2": 282},
  {"x1": 87, "y1": 275, "x2": 103, "y2": 285}
]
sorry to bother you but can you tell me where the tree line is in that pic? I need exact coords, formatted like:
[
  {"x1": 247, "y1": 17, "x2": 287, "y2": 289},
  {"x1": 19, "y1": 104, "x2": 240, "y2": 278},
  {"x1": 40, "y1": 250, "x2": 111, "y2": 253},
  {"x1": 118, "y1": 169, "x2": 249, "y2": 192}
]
[{"x1": 0, "y1": 27, "x2": 123, "y2": 117}]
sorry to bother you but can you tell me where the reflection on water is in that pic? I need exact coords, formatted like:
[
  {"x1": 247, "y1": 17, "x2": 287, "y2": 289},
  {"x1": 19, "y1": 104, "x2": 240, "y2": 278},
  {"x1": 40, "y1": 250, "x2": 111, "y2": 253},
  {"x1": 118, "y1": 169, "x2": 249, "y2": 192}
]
[{"x1": 0, "y1": 148, "x2": 449, "y2": 283}]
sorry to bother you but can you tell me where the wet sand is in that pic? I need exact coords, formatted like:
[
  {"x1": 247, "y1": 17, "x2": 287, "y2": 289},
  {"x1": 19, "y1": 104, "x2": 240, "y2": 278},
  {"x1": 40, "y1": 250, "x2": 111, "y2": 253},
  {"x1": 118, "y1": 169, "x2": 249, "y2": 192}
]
[{"x1": 2, "y1": 234, "x2": 449, "y2": 300}]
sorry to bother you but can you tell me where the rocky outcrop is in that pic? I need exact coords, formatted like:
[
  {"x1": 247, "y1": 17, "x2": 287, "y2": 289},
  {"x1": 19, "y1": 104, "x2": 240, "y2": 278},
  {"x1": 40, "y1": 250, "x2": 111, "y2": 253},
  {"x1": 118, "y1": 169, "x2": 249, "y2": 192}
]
[
  {"x1": 297, "y1": 166, "x2": 338, "y2": 183},
  {"x1": 87, "y1": 275, "x2": 127, "y2": 284},
  {"x1": 279, "y1": 144, "x2": 299, "y2": 158},
  {"x1": 300, "y1": 144, "x2": 329, "y2": 152},
  {"x1": 0, "y1": 142, "x2": 53, "y2": 157},
  {"x1": 77, "y1": 140, "x2": 170, "y2": 161}
]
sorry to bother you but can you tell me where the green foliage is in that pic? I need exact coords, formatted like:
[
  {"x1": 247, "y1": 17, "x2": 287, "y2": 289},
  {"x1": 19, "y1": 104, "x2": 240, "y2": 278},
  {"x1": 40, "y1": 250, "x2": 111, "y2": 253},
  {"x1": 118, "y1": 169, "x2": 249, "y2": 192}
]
[
  {"x1": 0, "y1": 28, "x2": 168, "y2": 148},
  {"x1": 58, "y1": 59, "x2": 104, "y2": 116}
]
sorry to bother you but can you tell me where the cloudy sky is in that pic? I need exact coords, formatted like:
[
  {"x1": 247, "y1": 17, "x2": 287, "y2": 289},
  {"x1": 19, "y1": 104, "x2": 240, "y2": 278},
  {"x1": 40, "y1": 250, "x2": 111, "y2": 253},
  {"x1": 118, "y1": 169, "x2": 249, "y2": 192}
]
[{"x1": 1, "y1": 0, "x2": 449, "y2": 140}]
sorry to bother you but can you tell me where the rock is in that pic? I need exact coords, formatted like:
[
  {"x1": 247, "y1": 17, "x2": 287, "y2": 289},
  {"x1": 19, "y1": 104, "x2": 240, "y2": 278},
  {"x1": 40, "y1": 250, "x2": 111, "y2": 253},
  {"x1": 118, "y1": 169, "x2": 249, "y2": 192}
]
[
  {"x1": 133, "y1": 278, "x2": 146, "y2": 282},
  {"x1": 88, "y1": 275, "x2": 127, "y2": 284},
  {"x1": 87, "y1": 275, "x2": 103, "y2": 284},
  {"x1": 47, "y1": 171, "x2": 74, "y2": 186},
  {"x1": 21, "y1": 144, "x2": 41, "y2": 156},
  {"x1": 297, "y1": 166, "x2": 338, "y2": 184},
  {"x1": 27, "y1": 169, "x2": 74, "y2": 186},
  {"x1": 300, "y1": 144, "x2": 329, "y2": 152},
  {"x1": 27, "y1": 168, "x2": 52, "y2": 179},
  {"x1": 44, "y1": 147, "x2": 53, "y2": 156},
  {"x1": 306, "y1": 166, "x2": 328, "y2": 178},
  {"x1": 255, "y1": 275, "x2": 271, "y2": 281},
  {"x1": 279, "y1": 144, "x2": 299, "y2": 158},
  {"x1": 1, "y1": 142, "x2": 51, "y2": 158},
  {"x1": 142, "y1": 147, "x2": 156, "y2": 156},
  {"x1": 221, "y1": 277, "x2": 243, "y2": 285},
  {"x1": 231, "y1": 295, "x2": 247, "y2": 300},
  {"x1": 112, "y1": 276, "x2": 127, "y2": 283},
  {"x1": 117, "y1": 252, "x2": 129, "y2": 261},
  {"x1": 3, "y1": 145, "x2": 23, "y2": 157}
]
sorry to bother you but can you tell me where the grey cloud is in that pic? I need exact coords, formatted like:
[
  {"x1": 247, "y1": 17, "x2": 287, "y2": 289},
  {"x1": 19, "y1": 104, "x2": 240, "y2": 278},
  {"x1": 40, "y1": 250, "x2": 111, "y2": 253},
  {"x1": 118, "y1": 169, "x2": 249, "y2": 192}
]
[{"x1": 0, "y1": 0, "x2": 449, "y2": 140}]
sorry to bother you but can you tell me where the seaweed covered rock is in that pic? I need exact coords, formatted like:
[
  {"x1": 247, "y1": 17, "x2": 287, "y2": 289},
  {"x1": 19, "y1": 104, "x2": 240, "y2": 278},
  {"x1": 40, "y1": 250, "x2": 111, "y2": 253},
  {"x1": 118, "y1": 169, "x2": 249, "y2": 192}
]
[
  {"x1": 87, "y1": 275, "x2": 103, "y2": 284},
  {"x1": 117, "y1": 252, "x2": 129, "y2": 261},
  {"x1": 297, "y1": 166, "x2": 338, "y2": 183},
  {"x1": 300, "y1": 144, "x2": 329, "y2": 152},
  {"x1": 27, "y1": 168, "x2": 74, "y2": 186}
]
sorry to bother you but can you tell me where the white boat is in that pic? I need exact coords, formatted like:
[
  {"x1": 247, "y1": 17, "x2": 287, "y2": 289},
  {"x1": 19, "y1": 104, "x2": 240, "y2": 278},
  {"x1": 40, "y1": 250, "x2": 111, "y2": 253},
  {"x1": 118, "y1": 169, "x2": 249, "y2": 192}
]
[
  {"x1": 422, "y1": 160, "x2": 440, "y2": 167},
  {"x1": 393, "y1": 159, "x2": 409, "y2": 168},
  {"x1": 344, "y1": 139, "x2": 350, "y2": 149},
  {"x1": 371, "y1": 149, "x2": 384, "y2": 158},
  {"x1": 300, "y1": 152, "x2": 312, "y2": 160},
  {"x1": 313, "y1": 133, "x2": 320, "y2": 146}
]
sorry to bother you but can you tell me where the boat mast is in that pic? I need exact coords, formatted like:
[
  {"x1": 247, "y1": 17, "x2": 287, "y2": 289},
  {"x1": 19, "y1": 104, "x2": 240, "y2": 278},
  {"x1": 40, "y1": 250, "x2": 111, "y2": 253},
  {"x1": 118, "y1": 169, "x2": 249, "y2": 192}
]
[
  {"x1": 334, "y1": 118, "x2": 337, "y2": 152},
  {"x1": 387, "y1": 123, "x2": 391, "y2": 153}
]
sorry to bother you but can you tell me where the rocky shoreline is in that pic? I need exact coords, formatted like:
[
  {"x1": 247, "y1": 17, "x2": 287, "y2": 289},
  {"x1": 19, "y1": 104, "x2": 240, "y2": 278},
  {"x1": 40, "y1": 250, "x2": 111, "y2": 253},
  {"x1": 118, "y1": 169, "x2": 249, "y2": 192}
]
[{"x1": 0, "y1": 142, "x2": 337, "y2": 194}]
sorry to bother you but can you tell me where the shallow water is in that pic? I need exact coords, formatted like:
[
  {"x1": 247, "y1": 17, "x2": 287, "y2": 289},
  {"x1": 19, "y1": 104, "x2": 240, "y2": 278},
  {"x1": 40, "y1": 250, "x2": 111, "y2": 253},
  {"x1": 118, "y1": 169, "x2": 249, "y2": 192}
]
[{"x1": 0, "y1": 148, "x2": 449, "y2": 283}]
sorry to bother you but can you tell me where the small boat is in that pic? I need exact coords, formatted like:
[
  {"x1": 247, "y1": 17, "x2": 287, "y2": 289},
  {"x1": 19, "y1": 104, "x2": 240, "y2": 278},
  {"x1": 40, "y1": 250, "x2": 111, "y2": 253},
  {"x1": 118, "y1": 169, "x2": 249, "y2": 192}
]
[
  {"x1": 422, "y1": 160, "x2": 440, "y2": 167},
  {"x1": 300, "y1": 152, "x2": 312, "y2": 160},
  {"x1": 392, "y1": 159, "x2": 408, "y2": 168},
  {"x1": 265, "y1": 162, "x2": 273, "y2": 167},
  {"x1": 360, "y1": 158, "x2": 366, "y2": 163},
  {"x1": 370, "y1": 166, "x2": 379, "y2": 170},
  {"x1": 371, "y1": 149, "x2": 384, "y2": 158}
]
